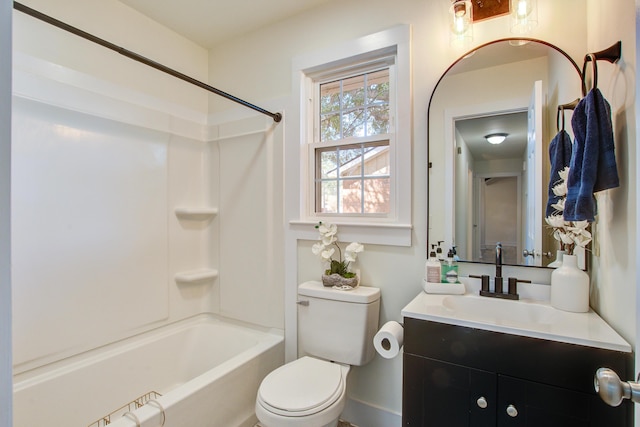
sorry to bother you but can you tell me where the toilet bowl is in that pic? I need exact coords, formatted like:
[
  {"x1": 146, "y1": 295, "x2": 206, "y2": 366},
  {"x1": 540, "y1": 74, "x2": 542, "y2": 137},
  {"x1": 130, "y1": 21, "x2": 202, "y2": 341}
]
[{"x1": 255, "y1": 356, "x2": 350, "y2": 427}]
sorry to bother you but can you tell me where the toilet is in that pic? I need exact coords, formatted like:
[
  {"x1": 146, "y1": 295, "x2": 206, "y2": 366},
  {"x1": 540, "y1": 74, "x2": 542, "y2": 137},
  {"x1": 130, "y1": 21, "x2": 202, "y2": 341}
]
[{"x1": 255, "y1": 281, "x2": 381, "y2": 427}]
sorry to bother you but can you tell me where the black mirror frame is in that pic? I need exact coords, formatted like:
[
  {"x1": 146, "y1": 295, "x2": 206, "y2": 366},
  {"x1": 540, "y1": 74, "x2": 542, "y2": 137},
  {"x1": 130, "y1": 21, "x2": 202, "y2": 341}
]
[{"x1": 426, "y1": 38, "x2": 581, "y2": 266}]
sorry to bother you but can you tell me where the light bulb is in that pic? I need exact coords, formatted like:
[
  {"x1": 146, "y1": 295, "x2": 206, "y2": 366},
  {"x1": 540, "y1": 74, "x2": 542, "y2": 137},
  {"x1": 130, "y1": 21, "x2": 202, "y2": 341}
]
[
  {"x1": 450, "y1": 0, "x2": 472, "y2": 44},
  {"x1": 516, "y1": 0, "x2": 530, "y2": 18},
  {"x1": 510, "y1": 0, "x2": 537, "y2": 34}
]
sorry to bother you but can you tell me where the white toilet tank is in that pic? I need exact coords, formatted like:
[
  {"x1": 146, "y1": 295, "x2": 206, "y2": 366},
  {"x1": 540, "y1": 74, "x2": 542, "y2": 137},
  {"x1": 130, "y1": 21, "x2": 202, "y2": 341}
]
[{"x1": 297, "y1": 281, "x2": 381, "y2": 366}]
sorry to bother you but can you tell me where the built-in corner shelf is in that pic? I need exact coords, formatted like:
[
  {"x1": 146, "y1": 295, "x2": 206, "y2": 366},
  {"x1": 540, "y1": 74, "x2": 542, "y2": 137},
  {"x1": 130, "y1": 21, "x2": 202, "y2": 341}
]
[
  {"x1": 174, "y1": 269, "x2": 219, "y2": 284},
  {"x1": 174, "y1": 207, "x2": 218, "y2": 221}
]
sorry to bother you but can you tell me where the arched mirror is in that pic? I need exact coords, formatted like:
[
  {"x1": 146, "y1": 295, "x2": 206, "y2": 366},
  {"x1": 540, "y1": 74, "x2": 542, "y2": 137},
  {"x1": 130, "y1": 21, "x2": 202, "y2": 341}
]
[{"x1": 428, "y1": 38, "x2": 581, "y2": 268}]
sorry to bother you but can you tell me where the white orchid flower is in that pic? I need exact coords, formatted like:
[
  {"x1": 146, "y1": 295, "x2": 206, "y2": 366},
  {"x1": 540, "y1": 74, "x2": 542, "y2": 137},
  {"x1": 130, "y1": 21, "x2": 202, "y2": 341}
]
[
  {"x1": 552, "y1": 181, "x2": 567, "y2": 197},
  {"x1": 558, "y1": 166, "x2": 570, "y2": 182},
  {"x1": 344, "y1": 242, "x2": 364, "y2": 262},
  {"x1": 322, "y1": 234, "x2": 338, "y2": 246},
  {"x1": 545, "y1": 215, "x2": 565, "y2": 228},
  {"x1": 320, "y1": 247, "x2": 335, "y2": 262},
  {"x1": 318, "y1": 223, "x2": 338, "y2": 245},
  {"x1": 573, "y1": 234, "x2": 592, "y2": 247},
  {"x1": 346, "y1": 241, "x2": 364, "y2": 254},
  {"x1": 559, "y1": 231, "x2": 575, "y2": 245},
  {"x1": 344, "y1": 252, "x2": 357, "y2": 263},
  {"x1": 318, "y1": 223, "x2": 337, "y2": 237},
  {"x1": 567, "y1": 221, "x2": 592, "y2": 247},
  {"x1": 312, "y1": 242, "x2": 326, "y2": 256},
  {"x1": 551, "y1": 198, "x2": 565, "y2": 212},
  {"x1": 569, "y1": 220, "x2": 590, "y2": 232}
]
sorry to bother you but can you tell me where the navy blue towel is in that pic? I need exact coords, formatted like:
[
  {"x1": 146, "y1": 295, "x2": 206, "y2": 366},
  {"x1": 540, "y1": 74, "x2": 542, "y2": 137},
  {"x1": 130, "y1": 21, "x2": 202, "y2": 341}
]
[
  {"x1": 545, "y1": 129, "x2": 572, "y2": 217},
  {"x1": 565, "y1": 88, "x2": 619, "y2": 222}
]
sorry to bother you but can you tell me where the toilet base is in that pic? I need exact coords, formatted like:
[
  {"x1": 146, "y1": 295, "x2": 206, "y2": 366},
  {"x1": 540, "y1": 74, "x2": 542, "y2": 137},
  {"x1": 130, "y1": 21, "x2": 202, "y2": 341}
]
[
  {"x1": 255, "y1": 393, "x2": 345, "y2": 427},
  {"x1": 255, "y1": 421, "x2": 338, "y2": 427},
  {"x1": 256, "y1": 420, "x2": 358, "y2": 427}
]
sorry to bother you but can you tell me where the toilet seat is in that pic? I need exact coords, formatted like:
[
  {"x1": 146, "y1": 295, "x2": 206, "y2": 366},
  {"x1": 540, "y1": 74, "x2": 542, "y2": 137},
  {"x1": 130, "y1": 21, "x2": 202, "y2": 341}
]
[{"x1": 257, "y1": 357, "x2": 345, "y2": 417}]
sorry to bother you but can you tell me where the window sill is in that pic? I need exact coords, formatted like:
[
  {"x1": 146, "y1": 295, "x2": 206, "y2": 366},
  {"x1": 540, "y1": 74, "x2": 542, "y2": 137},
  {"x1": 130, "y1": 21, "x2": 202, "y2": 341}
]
[{"x1": 289, "y1": 220, "x2": 412, "y2": 247}]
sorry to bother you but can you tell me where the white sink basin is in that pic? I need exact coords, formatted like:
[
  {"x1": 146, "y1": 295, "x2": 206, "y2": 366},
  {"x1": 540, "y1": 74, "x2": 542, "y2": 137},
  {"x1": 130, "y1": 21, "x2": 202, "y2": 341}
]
[
  {"x1": 401, "y1": 285, "x2": 631, "y2": 352},
  {"x1": 441, "y1": 294, "x2": 558, "y2": 326}
]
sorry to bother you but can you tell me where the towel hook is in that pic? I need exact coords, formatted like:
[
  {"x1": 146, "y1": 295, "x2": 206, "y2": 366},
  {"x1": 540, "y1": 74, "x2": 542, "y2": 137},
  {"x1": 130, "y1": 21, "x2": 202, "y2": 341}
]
[
  {"x1": 556, "y1": 98, "x2": 580, "y2": 132},
  {"x1": 581, "y1": 41, "x2": 622, "y2": 96}
]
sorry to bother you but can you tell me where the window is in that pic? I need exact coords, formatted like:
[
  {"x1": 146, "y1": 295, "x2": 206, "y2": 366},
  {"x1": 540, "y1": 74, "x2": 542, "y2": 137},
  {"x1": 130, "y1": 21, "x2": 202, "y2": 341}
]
[
  {"x1": 315, "y1": 69, "x2": 391, "y2": 214},
  {"x1": 290, "y1": 25, "x2": 411, "y2": 246}
]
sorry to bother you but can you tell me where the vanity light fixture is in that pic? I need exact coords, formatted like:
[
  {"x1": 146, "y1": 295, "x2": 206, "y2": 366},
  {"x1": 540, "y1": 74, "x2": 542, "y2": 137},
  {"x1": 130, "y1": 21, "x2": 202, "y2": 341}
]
[
  {"x1": 449, "y1": 0, "x2": 473, "y2": 47},
  {"x1": 485, "y1": 133, "x2": 508, "y2": 145},
  {"x1": 510, "y1": 0, "x2": 537, "y2": 34}
]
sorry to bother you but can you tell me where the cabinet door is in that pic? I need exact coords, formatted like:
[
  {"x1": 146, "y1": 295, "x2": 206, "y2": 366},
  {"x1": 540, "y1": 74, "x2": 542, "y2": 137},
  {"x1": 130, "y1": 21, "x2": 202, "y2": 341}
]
[
  {"x1": 497, "y1": 375, "x2": 626, "y2": 427},
  {"x1": 403, "y1": 354, "x2": 496, "y2": 427}
]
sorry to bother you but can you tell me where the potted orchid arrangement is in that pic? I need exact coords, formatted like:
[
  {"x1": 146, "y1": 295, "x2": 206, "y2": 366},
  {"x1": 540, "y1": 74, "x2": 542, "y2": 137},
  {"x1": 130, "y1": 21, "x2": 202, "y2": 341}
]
[
  {"x1": 312, "y1": 222, "x2": 364, "y2": 288},
  {"x1": 545, "y1": 167, "x2": 592, "y2": 256}
]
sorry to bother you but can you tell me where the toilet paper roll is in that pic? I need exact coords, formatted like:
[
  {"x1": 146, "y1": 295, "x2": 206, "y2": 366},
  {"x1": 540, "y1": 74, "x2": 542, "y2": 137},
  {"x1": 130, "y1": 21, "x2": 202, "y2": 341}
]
[{"x1": 373, "y1": 321, "x2": 404, "y2": 359}]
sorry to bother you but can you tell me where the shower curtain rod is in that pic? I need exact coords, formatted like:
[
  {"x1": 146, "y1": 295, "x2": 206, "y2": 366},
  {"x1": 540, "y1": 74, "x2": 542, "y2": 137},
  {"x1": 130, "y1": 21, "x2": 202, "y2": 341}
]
[{"x1": 13, "y1": 2, "x2": 282, "y2": 123}]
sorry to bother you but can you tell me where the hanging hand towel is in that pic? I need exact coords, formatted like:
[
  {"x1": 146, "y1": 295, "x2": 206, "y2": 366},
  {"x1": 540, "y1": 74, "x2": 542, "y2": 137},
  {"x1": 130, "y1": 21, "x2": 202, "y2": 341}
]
[
  {"x1": 565, "y1": 88, "x2": 619, "y2": 222},
  {"x1": 545, "y1": 129, "x2": 572, "y2": 217}
]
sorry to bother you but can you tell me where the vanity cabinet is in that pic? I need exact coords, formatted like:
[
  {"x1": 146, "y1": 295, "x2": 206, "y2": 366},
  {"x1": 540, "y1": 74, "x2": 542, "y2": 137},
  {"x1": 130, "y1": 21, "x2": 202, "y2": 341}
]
[{"x1": 402, "y1": 318, "x2": 633, "y2": 426}]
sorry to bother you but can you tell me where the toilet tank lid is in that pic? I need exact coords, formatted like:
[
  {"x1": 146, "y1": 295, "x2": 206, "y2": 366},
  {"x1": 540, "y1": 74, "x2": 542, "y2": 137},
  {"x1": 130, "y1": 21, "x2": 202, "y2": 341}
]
[{"x1": 298, "y1": 281, "x2": 380, "y2": 303}]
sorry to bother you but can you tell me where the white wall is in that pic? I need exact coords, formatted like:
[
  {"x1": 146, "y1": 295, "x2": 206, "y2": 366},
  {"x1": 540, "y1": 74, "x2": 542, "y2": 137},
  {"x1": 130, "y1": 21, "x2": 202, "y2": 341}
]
[
  {"x1": 0, "y1": 0, "x2": 12, "y2": 425},
  {"x1": 206, "y1": 0, "x2": 634, "y2": 422},
  {"x1": 585, "y1": 0, "x2": 638, "y2": 354}
]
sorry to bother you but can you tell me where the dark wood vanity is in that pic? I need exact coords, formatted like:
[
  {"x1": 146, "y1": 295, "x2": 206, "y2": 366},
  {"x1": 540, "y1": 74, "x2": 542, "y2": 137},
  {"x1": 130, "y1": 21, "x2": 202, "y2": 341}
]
[{"x1": 402, "y1": 317, "x2": 633, "y2": 426}]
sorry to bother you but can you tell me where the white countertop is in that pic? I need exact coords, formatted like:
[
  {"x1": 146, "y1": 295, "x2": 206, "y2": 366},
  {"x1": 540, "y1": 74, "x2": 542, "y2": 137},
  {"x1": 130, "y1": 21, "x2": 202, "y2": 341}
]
[{"x1": 401, "y1": 279, "x2": 631, "y2": 353}]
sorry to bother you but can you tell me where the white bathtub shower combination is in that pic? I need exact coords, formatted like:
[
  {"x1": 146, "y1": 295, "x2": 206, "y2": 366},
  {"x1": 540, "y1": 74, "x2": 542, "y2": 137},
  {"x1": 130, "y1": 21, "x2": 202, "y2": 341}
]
[
  {"x1": 13, "y1": 315, "x2": 284, "y2": 427},
  {"x1": 12, "y1": 30, "x2": 286, "y2": 427}
]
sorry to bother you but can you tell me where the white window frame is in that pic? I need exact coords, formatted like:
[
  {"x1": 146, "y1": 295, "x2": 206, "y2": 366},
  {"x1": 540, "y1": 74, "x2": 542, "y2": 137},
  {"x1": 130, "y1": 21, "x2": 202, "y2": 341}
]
[
  {"x1": 311, "y1": 61, "x2": 394, "y2": 217},
  {"x1": 289, "y1": 25, "x2": 412, "y2": 246}
]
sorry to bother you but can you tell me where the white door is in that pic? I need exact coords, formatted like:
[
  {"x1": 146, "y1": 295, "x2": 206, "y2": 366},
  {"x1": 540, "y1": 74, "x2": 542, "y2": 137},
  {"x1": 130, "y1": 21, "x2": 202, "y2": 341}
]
[{"x1": 524, "y1": 80, "x2": 543, "y2": 266}]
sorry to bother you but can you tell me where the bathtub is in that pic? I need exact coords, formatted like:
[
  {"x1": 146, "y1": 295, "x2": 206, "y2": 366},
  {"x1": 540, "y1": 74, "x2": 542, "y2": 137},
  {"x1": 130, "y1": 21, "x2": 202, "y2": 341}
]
[{"x1": 13, "y1": 314, "x2": 284, "y2": 427}]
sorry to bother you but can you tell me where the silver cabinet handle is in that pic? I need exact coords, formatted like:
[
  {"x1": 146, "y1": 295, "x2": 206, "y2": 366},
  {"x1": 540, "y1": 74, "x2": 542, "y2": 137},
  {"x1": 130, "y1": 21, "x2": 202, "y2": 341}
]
[
  {"x1": 296, "y1": 300, "x2": 309, "y2": 306},
  {"x1": 594, "y1": 367, "x2": 640, "y2": 406},
  {"x1": 476, "y1": 396, "x2": 488, "y2": 409},
  {"x1": 506, "y1": 404, "x2": 518, "y2": 417}
]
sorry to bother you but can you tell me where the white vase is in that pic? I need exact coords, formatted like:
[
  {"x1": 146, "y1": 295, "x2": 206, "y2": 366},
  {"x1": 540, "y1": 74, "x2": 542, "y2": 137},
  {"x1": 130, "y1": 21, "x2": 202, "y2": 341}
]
[
  {"x1": 547, "y1": 250, "x2": 566, "y2": 268},
  {"x1": 550, "y1": 254, "x2": 590, "y2": 312}
]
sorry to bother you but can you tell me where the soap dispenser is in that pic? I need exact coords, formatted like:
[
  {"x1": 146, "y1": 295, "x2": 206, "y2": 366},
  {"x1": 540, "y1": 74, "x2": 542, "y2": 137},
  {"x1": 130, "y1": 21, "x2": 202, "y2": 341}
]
[
  {"x1": 436, "y1": 241, "x2": 444, "y2": 262},
  {"x1": 425, "y1": 245, "x2": 441, "y2": 284},
  {"x1": 451, "y1": 245, "x2": 460, "y2": 262},
  {"x1": 442, "y1": 249, "x2": 459, "y2": 283}
]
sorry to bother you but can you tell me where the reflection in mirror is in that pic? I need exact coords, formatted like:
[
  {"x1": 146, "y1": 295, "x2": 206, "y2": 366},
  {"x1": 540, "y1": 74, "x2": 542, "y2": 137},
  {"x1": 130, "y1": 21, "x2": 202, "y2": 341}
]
[{"x1": 428, "y1": 39, "x2": 581, "y2": 268}]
